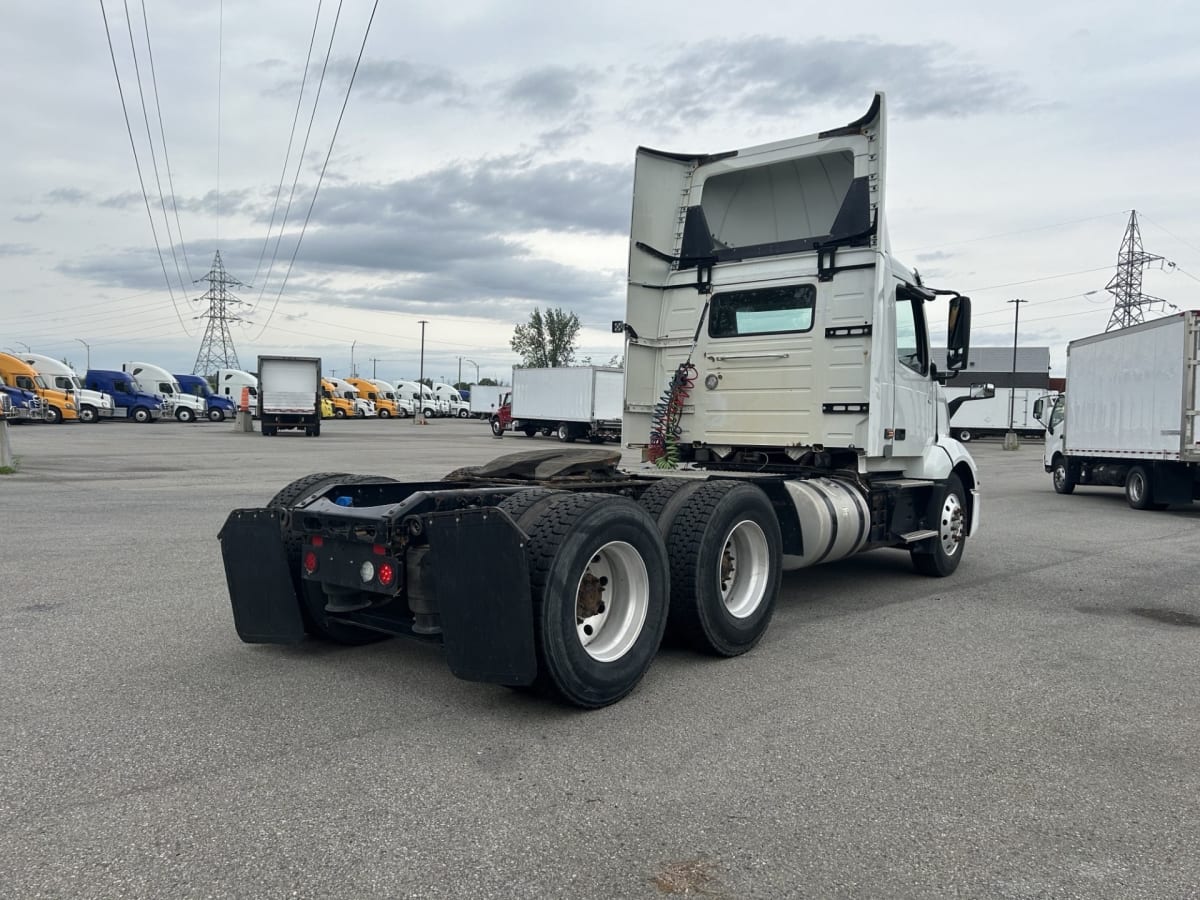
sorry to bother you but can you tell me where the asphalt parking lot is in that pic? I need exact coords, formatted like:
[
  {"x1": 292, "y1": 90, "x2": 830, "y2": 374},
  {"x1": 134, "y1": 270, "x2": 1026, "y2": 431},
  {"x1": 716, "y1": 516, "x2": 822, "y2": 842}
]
[{"x1": 2, "y1": 418, "x2": 1198, "y2": 899}]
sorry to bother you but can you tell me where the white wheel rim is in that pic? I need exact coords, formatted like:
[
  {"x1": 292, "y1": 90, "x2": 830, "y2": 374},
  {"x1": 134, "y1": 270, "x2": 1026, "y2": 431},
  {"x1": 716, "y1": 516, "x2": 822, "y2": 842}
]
[
  {"x1": 574, "y1": 540, "x2": 649, "y2": 662},
  {"x1": 940, "y1": 492, "x2": 964, "y2": 557},
  {"x1": 719, "y1": 520, "x2": 771, "y2": 618}
]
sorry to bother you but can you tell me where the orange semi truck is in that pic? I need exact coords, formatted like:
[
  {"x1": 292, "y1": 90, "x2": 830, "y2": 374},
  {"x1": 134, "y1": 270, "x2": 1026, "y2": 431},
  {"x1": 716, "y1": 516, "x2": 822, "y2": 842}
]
[{"x1": 0, "y1": 353, "x2": 78, "y2": 423}]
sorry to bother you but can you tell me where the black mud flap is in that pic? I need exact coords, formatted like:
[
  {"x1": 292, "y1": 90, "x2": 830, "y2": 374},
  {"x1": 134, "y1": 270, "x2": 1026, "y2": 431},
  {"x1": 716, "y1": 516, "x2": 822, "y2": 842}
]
[
  {"x1": 425, "y1": 508, "x2": 537, "y2": 685},
  {"x1": 218, "y1": 508, "x2": 306, "y2": 644}
]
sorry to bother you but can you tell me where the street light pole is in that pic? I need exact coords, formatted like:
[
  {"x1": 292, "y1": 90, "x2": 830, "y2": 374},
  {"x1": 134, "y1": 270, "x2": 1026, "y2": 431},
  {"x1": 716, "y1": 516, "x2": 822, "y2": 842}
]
[
  {"x1": 464, "y1": 358, "x2": 479, "y2": 383},
  {"x1": 417, "y1": 320, "x2": 428, "y2": 424},
  {"x1": 74, "y1": 338, "x2": 91, "y2": 371},
  {"x1": 350, "y1": 340, "x2": 357, "y2": 378},
  {"x1": 1003, "y1": 298, "x2": 1028, "y2": 451}
]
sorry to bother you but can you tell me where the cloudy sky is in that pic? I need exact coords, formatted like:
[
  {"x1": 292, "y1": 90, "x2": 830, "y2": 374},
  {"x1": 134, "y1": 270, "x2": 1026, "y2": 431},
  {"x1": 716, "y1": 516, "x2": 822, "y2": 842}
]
[{"x1": 3, "y1": 0, "x2": 1198, "y2": 382}]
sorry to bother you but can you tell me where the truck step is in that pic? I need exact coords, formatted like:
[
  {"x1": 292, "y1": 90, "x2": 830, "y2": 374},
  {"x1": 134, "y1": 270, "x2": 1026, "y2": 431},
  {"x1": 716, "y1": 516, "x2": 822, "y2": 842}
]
[
  {"x1": 899, "y1": 529, "x2": 938, "y2": 543},
  {"x1": 871, "y1": 478, "x2": 935, "y2": 489}
]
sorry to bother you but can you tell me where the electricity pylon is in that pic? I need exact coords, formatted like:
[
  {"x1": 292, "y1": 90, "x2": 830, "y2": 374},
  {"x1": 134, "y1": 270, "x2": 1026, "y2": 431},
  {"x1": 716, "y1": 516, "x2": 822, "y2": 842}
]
[
  {"x1": 192, "y1": 251, "x2": 245, "y2": 376},
  {"x1": 1105, "y1": 210, "x2": 1166, "y2": 331}
]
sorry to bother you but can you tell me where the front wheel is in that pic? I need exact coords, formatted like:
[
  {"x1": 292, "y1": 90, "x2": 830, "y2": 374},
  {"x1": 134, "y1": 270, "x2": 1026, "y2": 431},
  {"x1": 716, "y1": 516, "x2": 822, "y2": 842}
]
[
  {"x1": 132, "y1": 407, "x2": 151, "y2": 423},
  {"x1": 503, "y1": 492, "x2": 669, "y2": 708},
  {"x1": 458, "y1": 409, "x2": 469, "y2": 418},
  {"x1": 1052, "y1": 457, "x2": 1076, "y2": 494},
  {"x1": 45, "y1": 406, "x2": 63, "y2": 424},
  {"x1": 208, "y1": 407, "x2": 225, "y2": 422},
  {"x1": 912, "y1": 474, "x2": 967, "y2": 576},
  {"x1": 490, "y1": 417, "x2": 503, "y2": 436},
  {"x1": 334, "y1": 408, "x2": 346, "y2": 418},
  {"x1": 378, "y1": 409, "x2": 391, "y2": 419},
  {"x1": 176, "y1": 407, "x2": 196, "y2": 423}
]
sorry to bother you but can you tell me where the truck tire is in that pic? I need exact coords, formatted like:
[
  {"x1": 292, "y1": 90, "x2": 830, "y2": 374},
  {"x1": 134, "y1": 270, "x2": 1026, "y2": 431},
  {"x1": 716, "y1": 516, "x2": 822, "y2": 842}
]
[
  {"x1": 657, "y1": 481, "x2": 782, "y2": 656},
  {"x1": 557, "y1": 423, "x2": 575, "y2": 443},
  {"x1": 334, "y1": 408, "x2": 346, "y2": 419},
  {"x1": 78, "y1": 405, "x2": 97, "y2": 424},
  {"x1": 379, "y1": 408, "x2": 391, "y2": 419},
  {"x1": 506, "y1": 492, "x2": 669, "y2": 708},
  {"x1": 911, "y1": 475, "x2": 967, "y2": 576},
  {"x1": 491, "y1": 417, "x2": 503, "y2": 436},
  {"x1": 133, "y1": 406, "x2": 151, "y2": 423},
  {"x1": 208, "y1": 407, "x2": 225, "y2": 422},
  {"x1": 1052, "y1": 456, "x2": 1076, "y2": 494},
  {"x1": 268, "y1": 472, "x2": 397, "y2": 644},
  {"x1": 176, "y1": 407, "x2": 196, "y2": 423},
  {"x1": 424, "y1": 407, "x2": 436, "y2": 418},
  {"x1": 523, "y1": 424, "x2": 538, "y2": 437},
  {"x1": 1125, "y1": 466, "x2": 1167, "y2": 510},
  {"x1": 44, "y1": 406, "x2": 62, "y2": 424}
]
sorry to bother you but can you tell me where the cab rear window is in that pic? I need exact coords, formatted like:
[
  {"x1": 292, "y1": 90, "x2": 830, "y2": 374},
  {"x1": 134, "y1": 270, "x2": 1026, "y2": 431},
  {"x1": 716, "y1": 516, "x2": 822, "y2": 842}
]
[{"x1": 708, "y1": 285, "x2": 816, "y2": 338}]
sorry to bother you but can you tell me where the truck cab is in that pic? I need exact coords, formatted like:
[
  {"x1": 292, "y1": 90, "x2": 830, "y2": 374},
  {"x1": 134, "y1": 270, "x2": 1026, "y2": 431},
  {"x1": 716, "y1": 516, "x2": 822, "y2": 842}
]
[
  {"x1": 0, "y1": 352, "x2": 77, "y2": 424},
  {"x1": 123, "y1": 362, "x2": 206, "y2": 422},
  {"x1": 320, "y1": 379, "x2": 356, "y2": 418},
  {"x1": 433, "y1": 383, "x2": 469, "y2": 418},
  {"x1": 370, "y1": 379, "x2": 412, "y2": 417},
  {"x1": 176, "y1": 373, "x2": 236, "y2": 422},
  {"x1": 346, "y1": 377, "x2": 397, "y2": 418},
  {"x1": 84, "y1": 370, "x2": 163, "y2": 422},
  {"x1": 21, "y1": 353, "x2": 115, "y2": 423},
  {"x1": 326, "y1": 377, "x2": 374, "y2": 417},
  {"x1": 0, "y1": 373, "x2": 44, "y2": 422},
  {"x1": 217, "y1": 369, "x2": 258, "y2": 411}
]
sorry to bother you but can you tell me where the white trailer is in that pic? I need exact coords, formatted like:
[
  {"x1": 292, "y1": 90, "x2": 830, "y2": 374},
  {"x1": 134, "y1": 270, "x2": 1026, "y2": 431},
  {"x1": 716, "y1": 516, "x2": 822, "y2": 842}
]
[
  {"x1": 258, "y1": 356, "x2": 322, "y2": 437},
  {"x1": 1038, "y1": 311, "x2": 1200, "y2": 508},
  {"x1": 491, "y1": 367, "x2": 623, "y2": 441},
  {"x1": 219, "y1": 94, "x2": 983, "y2": 710},
  {"x1": 469, "y1": 383, "x2": 505, "y2": 419},
  {"x1": 946, "y1": 386, "x2": 1047, "y2": 441}
]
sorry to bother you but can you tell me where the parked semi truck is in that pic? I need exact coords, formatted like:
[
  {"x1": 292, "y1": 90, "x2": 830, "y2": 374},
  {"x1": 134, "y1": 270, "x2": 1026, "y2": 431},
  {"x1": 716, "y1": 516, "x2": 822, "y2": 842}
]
[
  {"x1": 84, "y1": 370, "x2": 164, "y2": 422},
  {"x1": 326, "y1": 377, "x2": 374, "y2": 417},
  {"x1": 1037, "y1": 311, "x2": 1200, "y2": 509},
  {"x1": 947, "y1": 385, "x2": 1047, "y2": 442},
  {"x1": 434, "y1": 383, "x2": 470, "y2": 418},
  {"x1": 176, "y1": 374, "x2": 236, "y2": 422},
  {"x1": 346, "y1": 377, "x2": 398, "y2": 418},
  {"x1": 20, "y1": 353, "x2": 115, "y2": 423},
  {"x1": 217, "y1": 369, "x2": 258, "y2": 409},
  {"x1": 370, "y1": 379, "x2": 413, "y2": 417},
  {"x1": 491, "y1": 366, "x2": 623, "y2": 442},
  {"x1": 123, "y1": 362, "x2": 206, "y2": 422},
  {"x1": 259, "y1": 356, "x2": 322, "y2": 437},
  {"x1": 219, "y1": 94, "x2": 982, "y2": 709},
  {"x1": 0, "y1": 353, "x2": 77, "y2": 423},
  {"x1": 0, "y1": 373, "x2": 44, "y2": 422}
]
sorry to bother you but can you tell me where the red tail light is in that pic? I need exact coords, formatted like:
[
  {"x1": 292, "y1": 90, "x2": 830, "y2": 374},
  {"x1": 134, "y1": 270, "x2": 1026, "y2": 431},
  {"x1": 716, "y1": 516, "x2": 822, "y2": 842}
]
[
  {"x1": 377, "y1": 561, "x2": 396, "y2": 587},
  {"x1": 311, "y1": 536, "x2": 324, "y2": 547},
  {"x1": 303, "y1": 550, "x2": 319, "y2": 574}
]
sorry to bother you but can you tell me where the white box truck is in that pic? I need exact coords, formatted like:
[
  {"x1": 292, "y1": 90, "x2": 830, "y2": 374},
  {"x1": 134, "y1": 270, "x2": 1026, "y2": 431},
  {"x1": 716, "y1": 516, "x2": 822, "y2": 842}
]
[
  {"x1": 469, "y1": 383, "x2": 505, "y2": 419},
  {"x1": 490, "y1": 366, "x2": 623, "y2": 442},
  {"x1": 1037, "y1": 311, "x2": 1200, "y2": 508},
  {"x1": 219, "y1": 94, "x2": 983, "y2": 710},
  {"x1": 947, "y1": 385, "x2": 1047, "y2": 442},
  {"x1": 258, "y1": 356, "x2": 322, "y2": 437}
]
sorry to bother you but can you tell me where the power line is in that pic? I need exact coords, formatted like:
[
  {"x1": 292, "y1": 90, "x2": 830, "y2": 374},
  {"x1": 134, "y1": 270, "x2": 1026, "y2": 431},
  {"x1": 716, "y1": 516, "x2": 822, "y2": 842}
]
[
  {"x1": 249, "y1": 0, "x2": 346, "y2": 317},
  {"x1": 961, "y1": 265, "x2": 1114, "y2": 294},
  {"x1": 98, "y1": 0, "x2": 191, "y2": 337},
  {"x1": 1138, "y1": 213, "x2": 1200, "y2": 262},
  {"x1": 139, "y1": 0, "x2": 192, "y2": 283},
  {"x1": 120, "y1": 0, "x2": 188, "y2": 301},
  {"x1": 255, "y1": 0, "x2": 381, "y2": 339},
  {"x1": 250, "y1": 0, "x2": 326, "y2": 290},
  {"x1": 896, "y1": 210, "x2": 1130, "y2": 255},
  {"x1": 216, "y1": 0, "x2": 223, "y2": 244}
]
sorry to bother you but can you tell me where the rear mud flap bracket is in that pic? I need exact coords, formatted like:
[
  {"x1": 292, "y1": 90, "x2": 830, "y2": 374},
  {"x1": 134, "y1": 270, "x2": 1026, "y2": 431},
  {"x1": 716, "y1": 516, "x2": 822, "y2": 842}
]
[{"x1": 425, "y1": 508, "x2": 537, "y2": 685}]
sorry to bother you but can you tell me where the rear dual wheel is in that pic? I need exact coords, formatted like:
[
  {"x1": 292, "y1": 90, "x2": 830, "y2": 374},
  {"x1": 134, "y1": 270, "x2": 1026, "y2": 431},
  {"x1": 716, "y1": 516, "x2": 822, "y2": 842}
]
[
  {"x1": 500, "y1": 491, "x2": 669, "y2": 708},
  {"x1": 1126, "y1": 465, "x2": 1167, "y2": 511},
  {"x1": 638, "y1": 479, "x2": 782, "y2": 656}
]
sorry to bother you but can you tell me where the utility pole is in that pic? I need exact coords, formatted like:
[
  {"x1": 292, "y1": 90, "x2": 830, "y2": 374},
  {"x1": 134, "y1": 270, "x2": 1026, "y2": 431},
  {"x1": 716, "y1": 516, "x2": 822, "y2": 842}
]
[
  {"x1": 464, "y1": 358, "x2": 479, "y2": 383},
  {"x1": 74, "y1": 338, "x2": 90, "y2": 371},
  {"x1": 457, "y1": 357, "x2": 462, "y2": 386},
  {"x1": 370, "y1": 357, "x2": 379, "y2": 379},
  {"x1": 1003, "y1": 298, "x2": 1028, "y2": 451},
  {"x1": 417, "y1": 320, "x2": 428, "y2": 424},
  {"x1": 192, "y1": 250, "x2": 245, "y2": 377},
  {"x1": 1106, "y1": 210, "x2": 1166, "y2": 331},
  {"x1": 350, "y1": 340, "x2": 357, "y2": 378}
]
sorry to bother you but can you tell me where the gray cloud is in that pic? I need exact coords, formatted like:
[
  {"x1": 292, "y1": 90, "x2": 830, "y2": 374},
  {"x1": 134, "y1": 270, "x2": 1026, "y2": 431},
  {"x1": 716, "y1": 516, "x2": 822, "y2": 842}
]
[
  {"x1": 45, "y1": 187, "x2": 91, "y2": 204},
  {"x1": 503, "y1": 66, "x2": 592, "y2": 118},
  {"x1": 13, "y1": 212, "x2": 43, "y2": 224},
  {"x1": 265, "y1": 56, "x2": 470, "y2": 107},
  {"x1": 0, "y1": 242, "x2": 38, "y2": 256},
  {"x1": 629, "y1": 36, "x2": 1023, "y2": 128}
]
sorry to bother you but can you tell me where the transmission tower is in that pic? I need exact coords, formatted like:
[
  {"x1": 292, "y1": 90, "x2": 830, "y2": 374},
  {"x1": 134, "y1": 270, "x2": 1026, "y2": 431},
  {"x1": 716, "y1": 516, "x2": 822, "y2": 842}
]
[
  {"x1": 192, "y1": 251, "x2": 246, "y2": 376},
  {"x1": 1105, "y1": 210, "x2": 1167, "y2": 331}
]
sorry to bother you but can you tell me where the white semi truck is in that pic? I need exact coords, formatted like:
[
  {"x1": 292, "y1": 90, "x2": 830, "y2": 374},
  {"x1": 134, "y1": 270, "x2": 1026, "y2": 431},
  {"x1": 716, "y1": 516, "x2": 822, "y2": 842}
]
[
  {"x1": 219, "y1": 94, "x2": 983, "y2": 709},
  {"x1": 20, "y1": 353, "x2": 115, "y2": 423},
  {"x1": 123, "y1": 362, "x2": 207, "y2": 422},
  {"x1": 1037, "y1": 311, "x2": 1200, "y2": 509}
]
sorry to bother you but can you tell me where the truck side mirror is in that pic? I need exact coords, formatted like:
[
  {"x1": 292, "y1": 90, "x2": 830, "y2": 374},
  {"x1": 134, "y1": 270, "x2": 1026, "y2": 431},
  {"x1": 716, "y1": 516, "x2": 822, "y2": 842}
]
[
  {"x1": 946, "y1": 295, "x2": 971, "y2": 371},
  {"x1": 971, "y1": 382, "x2": 995, "y2": 399},
  {"x1": 1033, "y1": 398, "x2": 1044, "y2": 421}
]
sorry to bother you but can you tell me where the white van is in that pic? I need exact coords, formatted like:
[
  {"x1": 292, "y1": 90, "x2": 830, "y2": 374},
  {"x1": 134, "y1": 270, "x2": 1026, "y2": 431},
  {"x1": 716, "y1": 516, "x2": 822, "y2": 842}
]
[
  {"x1": 326, "y1": 376, "x2": 375, "y2": 417},
  {"x1": 21, "y1": 353, "x2": 115, "y2": 423},
  {"x1": 123, "y1": 361, "x2": 206, "y2": 422},
  {"x1": 370, "y1": 379, "x2": 412, "y2": 417},
  {"x1": 433, "y1": 383, "x2": 470, "y2": 418}
]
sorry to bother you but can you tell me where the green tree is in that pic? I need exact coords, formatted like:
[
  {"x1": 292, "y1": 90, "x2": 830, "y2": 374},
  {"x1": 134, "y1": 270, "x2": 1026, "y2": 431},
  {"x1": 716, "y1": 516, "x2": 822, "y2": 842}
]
[{"x1": 510, "y1": 307, "x2": 580, "y2": 368}]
